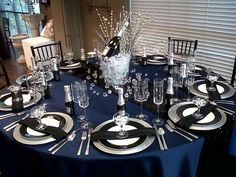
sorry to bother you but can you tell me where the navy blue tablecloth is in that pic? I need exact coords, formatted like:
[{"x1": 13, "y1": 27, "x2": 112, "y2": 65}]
[{"x1": 0, "y1": 72, "x2": 205, "y2": 177}]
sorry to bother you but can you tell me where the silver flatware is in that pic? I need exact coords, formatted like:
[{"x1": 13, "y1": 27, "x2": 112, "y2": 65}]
[
  {"x1": 158, "y1": 128, "x2": 168, "y2": 150},
  {"x1": 3, "y1": 114, "x2": 29, "y2": 131},
  {"x1": 48, "y1": 127, "x2": 82, "y2": 152},
  {"x1": 166, "y1": 120, "x2": 198, "y2": 139},
  {"x1": 85, "y1": 128, "x2": 93, "y2": 155},
  {"x1": 51, "y1": 130, "x2": 77, "y2": 154},
  {"x1": 216, "y1": 105, "x2": 235, "y2": 115},
  {"x1": 154, "y1": 125, "x2": 164, "y2": 150},
  {"x1": 77, "y1": 131, "x2": 87, "y2": 156},
  {"x1": 165, "y1": 124, "x2": 193, "y2": 142},
  {"x1": 0, "y1": 111, "x2": 26, "y2": 120}
]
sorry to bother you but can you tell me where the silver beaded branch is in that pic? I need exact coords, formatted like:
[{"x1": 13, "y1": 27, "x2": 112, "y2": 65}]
[{"x1": 95, "y1": 7, "x2": 154, "y2": 54}]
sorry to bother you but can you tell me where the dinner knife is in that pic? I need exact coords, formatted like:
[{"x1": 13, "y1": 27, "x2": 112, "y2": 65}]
[
  {"x1": 85, "y1": 128, "x2": 93, "y2": 155},
  {"x1": 154, "y1": 125, "x2": 164, "y2": 150}
]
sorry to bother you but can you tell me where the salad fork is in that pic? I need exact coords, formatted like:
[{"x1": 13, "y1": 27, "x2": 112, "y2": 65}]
[
  {"x1": 165, "y1": 124, "x2": 193, "y2": 142},
  {"x1": 77, "y1": 131, "x2": 87, "y2": 156}
]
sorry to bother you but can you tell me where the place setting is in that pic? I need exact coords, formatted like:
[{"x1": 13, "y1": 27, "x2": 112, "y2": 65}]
[{"x1": 12, "y1": 103, "x2": 74, "y2": 145}]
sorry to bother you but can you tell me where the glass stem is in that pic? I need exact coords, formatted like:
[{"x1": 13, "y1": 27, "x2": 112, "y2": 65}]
[
  {"x1": 140, "y1": 102, "x2": 143, "y2": 115},
  {"x1": 84, "y1": 107, "x2": 87, "y2": 119},
  {"x1": 157, "y1": 104, "x2": 160, "y2": 120}
]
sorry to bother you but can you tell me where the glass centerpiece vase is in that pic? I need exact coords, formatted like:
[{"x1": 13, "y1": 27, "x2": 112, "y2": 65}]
[{"x1": 100, "y1": 53, "x2": 131, "y2": 139}]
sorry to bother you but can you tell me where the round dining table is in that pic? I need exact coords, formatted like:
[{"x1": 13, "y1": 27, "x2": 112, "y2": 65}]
[{"x1": 0, "y1": 59, "x2": 234, "y2": 177}]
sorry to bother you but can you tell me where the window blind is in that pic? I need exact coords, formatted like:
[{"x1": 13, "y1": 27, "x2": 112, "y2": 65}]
[{"x1": 130, "y1": 0, "x2": 236, "y2": 84}]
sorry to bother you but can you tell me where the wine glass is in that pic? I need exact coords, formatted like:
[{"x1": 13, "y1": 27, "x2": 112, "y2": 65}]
[
  {"x1": 192, "y1": 97, "x2": 207, "y2": 119},
  {"x1": 71, "y1": 81, "x2": 92, "y2": 129},
  {"x1": 65, "y1": 48, "x2": 75, "y2": 74},
  {"x1": 152, "y1": 78, "x2": 164, "y2": 125},
  {"x1": 133, "y1": 78, "x2": 149, "y2": 120},
  {"x1": 113, "y1": 111, "x2": 129, "y2": 139},
  {"x1": 207, "y1": 71, "x2": 219, "y2": 91},
  {"x1": 30, "y1": 103, "x2": 47, "y2": 130}
]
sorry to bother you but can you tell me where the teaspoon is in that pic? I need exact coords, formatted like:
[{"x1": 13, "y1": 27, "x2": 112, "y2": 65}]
[{"x1": 158, "y1": 128, "x2": 168, "y2": 150}]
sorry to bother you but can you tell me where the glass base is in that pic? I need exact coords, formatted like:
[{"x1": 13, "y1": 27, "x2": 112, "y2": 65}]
[
  {"x1": 81, "y1": 121, "x2": 93, "y2": 129},
  {"x1": 135, "y1": 113, "x2": 148, "y2": 120},
  {"x1": 116, "y1": 130, "x2": 129, "y2": 139},
  {"x1": 67, "y1": 69, "x2": 75, "y2": 74},
  {"x1": 192, "y1": 112, "x2": 204, "y2": 119},
  {"x1": 207, "y1": 87, "x2": 217, "y2": 92},
  {"x1": 35, "y1": 123, "x2": 47, "y2": 130},
  {"x1": 152, "y1": 118, "x2": 164, "y2": 126}
]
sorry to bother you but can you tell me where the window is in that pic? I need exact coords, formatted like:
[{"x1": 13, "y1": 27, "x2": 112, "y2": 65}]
[
  {"x1": 130, "y1": 0, "x2": 236, "y2": 83},
  {"x1": 0, "y1": 0, "x2": 41, "y2": 36}
]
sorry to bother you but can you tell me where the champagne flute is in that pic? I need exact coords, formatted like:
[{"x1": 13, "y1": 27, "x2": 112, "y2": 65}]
[
  {"x1": 133, "y1": 78, "x2": 149, "y2": 120},
  {"x1": 71, "y1": 81, "x2": 92, "y2": 129},
  {"x1": 152, "y1": 78, "x2": 164, "y2": 125}
]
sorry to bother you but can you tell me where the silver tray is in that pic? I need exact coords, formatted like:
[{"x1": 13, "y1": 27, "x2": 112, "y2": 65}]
[
  {"x1": 16, "y1": 71, "x2": 53, "y2": 85},
  {"x1": 0, "y1": 91, "x2": 42, "y2": 111},
  {"x1": 13, "y1": 112, "x2": 74, "y2": 145},
  {"x1": 189, "y1": 80, "x2": 235, "y2": 99},
  {"x1": 93, "y1": 118, "x2": 155, "y2": 155},
  {"x1": 168, "y1": 102, "x2": 227, "y2": 131}
]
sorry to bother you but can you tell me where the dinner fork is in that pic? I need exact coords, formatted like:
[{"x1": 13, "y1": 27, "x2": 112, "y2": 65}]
[
  {"x1": 77, "y1": 131, "x2": 87, "y2": 156},
  {"x1": 85, "y1": 128, "x2": 93, "y2": 155},
  {"x1": 0, "y1": 111, "x2": 26, "y2": 120},
  {"x1": 166, "y1": 120, "x2": 198, "y2": 139}
]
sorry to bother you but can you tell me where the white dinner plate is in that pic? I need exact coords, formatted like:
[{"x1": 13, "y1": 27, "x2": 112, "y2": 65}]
[
  {"x1": 13, "y1": 112, "x2": 73, "y2": 145},
  {"x1": 168, "y1": 102, "x2": 227, "y2": 130},
  {"x1": 93, "y1": 118, "x2": 155, "y2": 155},
  {"x1": 0, "y1": 91, "x2": 42, "y2": 111}
]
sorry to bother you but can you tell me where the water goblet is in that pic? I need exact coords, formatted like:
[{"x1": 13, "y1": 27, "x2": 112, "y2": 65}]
[
  {"x1": 113, "y1": 111, "x2": 129, "y2": 139},
  {"x1": 207, "y1": 72, "x2": 219, "y2": 91},
  {"x1": 30, "y1": 103, "x2": 47, "y2": 130},
  {"x1": 192, "y1": 97, "x2": 207, "y2": 119},
  {"x1": 152, "y1": 78, "x2": 164, "y2": 125},
  {"x1": 133, "y1": 78, "x2": 149, "y2": 120}
]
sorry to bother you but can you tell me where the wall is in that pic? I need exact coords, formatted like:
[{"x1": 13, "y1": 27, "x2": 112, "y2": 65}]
[
  {"x1": 41, "y1": 0, "x2": 129, "y2": 56},
  {"x1": 79, "y1": 0, "x2": 128, "y2": 53}
]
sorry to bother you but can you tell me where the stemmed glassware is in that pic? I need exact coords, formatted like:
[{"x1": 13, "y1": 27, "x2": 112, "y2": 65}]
[
  {"x1": 71, "y1": 80, "x2": 93, "y2": 129},
  {"x1": 172, "y1": 66, "x2": 182, "y2": 103},
  {"x1": 30, "y1": 103, "x2": 47, "y2": 130},
  {"x1": 185, "y1": 61, "x2": 195, "y2": 101},
  {"x1": 113, "y1": 111, "x2": 129, "y2": 139},
  {"x1": 65, "y1": 47, "x2": 75, "y2": 74},
  {"x1": 152, "y1": 78, "x2": 164, "y2": 125},
  {"x1": 207, "y1": 71, "x2": 219, "y2": 91},
  {"x1": 133, "y1": 78, "x2": 149, "y2": 120},
  {"x1": 192, "y1": 96, "x2": 207, "y2": 119}
]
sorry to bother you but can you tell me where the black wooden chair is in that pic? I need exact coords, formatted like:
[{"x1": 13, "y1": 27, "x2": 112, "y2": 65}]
[
  {"x1": 168, "y1": 37, "x2": 198, "y2": 57},
  {"x1": 2, "y1": 17, "x2": 15, "y2": 56},
  {"x1": 230, "y1": 56, "x2": 236, "y2": 87},
  {"x1": 0, "y1": 57, "x2": 10, "y2": 89},
  {"x1": 31, "y1": 41, "x2": 63, "y2": 67}
]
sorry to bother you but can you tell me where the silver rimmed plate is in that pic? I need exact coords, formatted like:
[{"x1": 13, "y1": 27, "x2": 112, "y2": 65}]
[
  {"x1": 168, "y1": 102, "x2": 227, "y2": 130},
  {"x1": 13, "y1": 112, "x2": 74, "y2": 145},
  {"x1": 0, "y1": 91, "x2": 42, "y2": 111},
  {"x1": 59, "y1": 61, "x2": 81, "y2": 70},
  {"x1": 93, "y1": 118, "x2": 155, "y2": 155},
  {"x1": 16, "y1": 71, "x2": 53, "y2": 85},
  {"x1": 189, "y1": 80, "x2": 235, "y2": 99}
]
